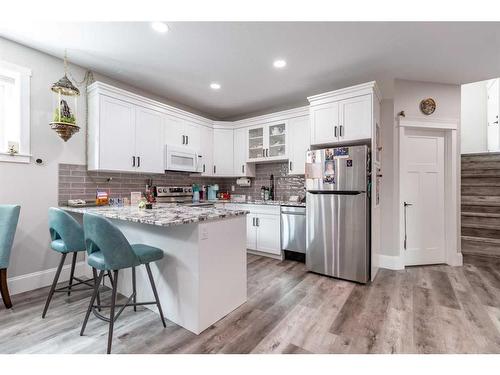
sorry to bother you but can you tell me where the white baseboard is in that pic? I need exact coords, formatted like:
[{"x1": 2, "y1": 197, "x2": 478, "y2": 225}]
[
  {"x1": 1, "y1": 261, "x2": 91, "y2": 299},
  {"x1": 378, "y1": 254, "x2": 405, "y2": 270}
]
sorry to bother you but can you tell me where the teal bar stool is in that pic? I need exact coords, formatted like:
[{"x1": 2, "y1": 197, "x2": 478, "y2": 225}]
[
  {"x1": 80, "y1": 212, "x2": 166, "y2": 354},
  {"x1": 0, "y1": 205, "x2": 20, "y2": 309},
  {"x1": 42, "y1": 208, "x2": 113, "y2": 318}
]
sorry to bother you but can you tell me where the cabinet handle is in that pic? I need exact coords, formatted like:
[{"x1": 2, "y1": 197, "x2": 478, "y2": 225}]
[
  {"x1": 137, "y1": 156, "x2": 140, "y2": 168},
  {"x1": 266, "y1": 149, "x2": 268, "y2": 157},
  {"x1": 334, "y1": 126, "x2": 338, "y2": 138},
  {"x1": 289, "y1": 161, "x2": 292, "y2": 171},
  {"x1": 262, "y1": 149, "x2": 265, "y2": 157},
  {"x1": 340, "y1": 125, "x2": 343, "y2": 137},
  {"x1": 214, "y1": 165, "x2": 216, "y2": 174},
  {"x1": 186, "y1": 135, "x2": 189, "y2": 145},
  {"x1": 203, "y1": 164, "x2": 206, "y2": 173},
  {"x1": 242, "y1": 164, "x2": 244, "y2": 173},
  {"x1": 182, "y1": 135, "x2": 185, "y2": 144},
  {"x1": 252, "y1": 217, "x2": 255, "y2": 226},
  {"x1": 132, "y1": 156, "x2": 136, "y2": 167},
  {"x1": 256, "y1": 217, "x2": 259, "y2": 227}
]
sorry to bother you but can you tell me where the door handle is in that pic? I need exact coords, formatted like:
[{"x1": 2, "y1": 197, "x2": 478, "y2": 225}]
[
  {"x1": 266, "y1": 149, "x2": 269, "y2": 157},
  {"x1": 214, "y1": 165, "x2": 216, "y2": 174},
  {"x1": 339, "y1": 125, "x2": 343, "y2": 137},
  {"x1": 203, "y1": 164, "x2": 205, "y2": 173},
  {"x1": 186, "y1": 135, "x2": 189, "y2": 145},
  {"x1": 403, "y1": 201, "x2": 412, "y2": 249},
  {"x1": 289, "y1": 161, "x2": 293, "y2": 171},
  {"x1": 334, "y1": 126, "x2": 338, "y2": 138},
  {"x1": 252, "y1": 217, "x2": 255, "y2": 226},
  {"x1": 256, "y1": 217, "x2": 259, "y2": 226},
  {"x1": 137, "y1": 156, "x2": 140, "y2": 168},
  {"x1": 132, "y1": 156, "x2": 136, "y2": 167},
  {"x1": 242, "y1": 164, "x2": 244, "y2": 173}
]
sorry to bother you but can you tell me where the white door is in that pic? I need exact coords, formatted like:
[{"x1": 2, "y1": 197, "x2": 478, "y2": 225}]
[
  {"x1": 310, "y1": 102, "x2": 339, "y2": 145},
  {"x1": 401, "y1": 128, "x2": 445, "y2": 266},
  {"x1": 288, "y1": 115, "x2": 310, "y2": 175},
  {"x1": 164, "y1": 115, "x2": 185, "y2": 146},
  {"x1": 339, "y1": 95, "x2": 372, "y2": 142},
  {"x1": 256, "y1": 214, "x2": 281, "y2": 255},
  {"x1": 135, "y1": 107, "x2": 164, "y2": 173},
  {"x1": 99, "y1": 96, "x2": 136, "y2": 172},
  {"x1": 213, "y1": 128, "x2": 234, "y2": 176},
  {"x1": 246, "y1": 214, "x2": 258, "y2": 250},
  {"x1": 487, "y1": 79, "x2": 499, "y2": 151}
]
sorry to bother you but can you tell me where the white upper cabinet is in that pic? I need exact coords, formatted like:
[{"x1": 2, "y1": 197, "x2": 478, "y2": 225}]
[
  {"x1": 308, "y1": 82, "x2": 378, "y2": 146},
  {"x1": 310, "y1": 102, "x2": 339, "y2": 145},
  {"x1": 135, "y1": 106, "x2": 165, "y2": 173},
  {"x1": 247, "y1": 122, "x2": 288, "y2": 162},
  {"x1": 288, "y1": 115, "x2": 310, "y2": 175},
  {"x1": 198, "y1": 125, "x2": 214, "y2": 176},
  {"x1": 97, "y1": 95, "x2": 136, "y2": 172},
  {"x1": 163, "y1": 115, "x2": 185, "y2": 147},
  {"x1": 183, "y1": 122, "x2": 201, "y2": 152},
  {"x1": 234, "y1": 128, "x2": 255, "y2": 177},
  {"x1": 338, "y1": 95, "x2": 372, "y2": 142},
  {"x1": 89, "y1": 93, "x2": 164, "y2": 173},
  {"x1": 213, "y1": 128, "x2": 234, "y2": 176}
]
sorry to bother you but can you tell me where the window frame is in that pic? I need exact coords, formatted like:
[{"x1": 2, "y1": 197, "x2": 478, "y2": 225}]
[{"x1": 0, "y1": 60, "x2": 31, "y2": 164}]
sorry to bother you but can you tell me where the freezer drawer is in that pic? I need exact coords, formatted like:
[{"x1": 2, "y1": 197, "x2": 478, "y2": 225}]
[{"x1": 306, "y1": 191, "x2": 369, "y2": 283}]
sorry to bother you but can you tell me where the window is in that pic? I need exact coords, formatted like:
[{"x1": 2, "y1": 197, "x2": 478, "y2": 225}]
[{"x1": 0, "y1": 60, "x2": 31, "y2": 163}]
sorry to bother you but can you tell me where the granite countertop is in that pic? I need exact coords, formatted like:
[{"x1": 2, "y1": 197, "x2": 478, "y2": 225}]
[
  {"x1": 62, "y1": 203, "x2": 249, "y2": 228},
  {"x1": 220, "y1": 200, "x2": 306, "y2": 207}
]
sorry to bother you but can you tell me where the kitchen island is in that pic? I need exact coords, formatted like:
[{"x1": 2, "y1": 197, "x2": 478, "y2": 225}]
[{"x1": 63, "y1": 204, "x2": 248, "y2": 334}]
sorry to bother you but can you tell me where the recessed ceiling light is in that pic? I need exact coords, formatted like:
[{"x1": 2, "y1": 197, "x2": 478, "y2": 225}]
[
  {"x1": 210, "y1": 83, "x2": 221, "y2": 90},
  {"x1": 273, "y1": 59, "x2": 287, "y2": 68},
  {"x1": 151, "y1": 22, "x2": 169, "y2": 33}
]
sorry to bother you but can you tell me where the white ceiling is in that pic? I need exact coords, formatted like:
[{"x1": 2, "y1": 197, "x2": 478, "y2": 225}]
[{"x1": 1, "y1": 22, "x2": 500, "y2": 120}]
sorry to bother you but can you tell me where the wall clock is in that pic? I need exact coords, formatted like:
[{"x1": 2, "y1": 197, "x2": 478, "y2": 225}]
[{"x1": 420, "y1": 98, "x2": 436, "y2": 115}]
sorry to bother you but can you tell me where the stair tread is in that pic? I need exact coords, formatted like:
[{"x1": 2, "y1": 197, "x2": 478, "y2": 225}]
[
  {"x1": 461, "y1": 212, "x2": 500, "y2": 218},
  {"x1": 461, "y1": 223, "x2": 500, "y2": 230},
  {"x1": 461, "y1": 236, "x2": 500, "y2": 245}
]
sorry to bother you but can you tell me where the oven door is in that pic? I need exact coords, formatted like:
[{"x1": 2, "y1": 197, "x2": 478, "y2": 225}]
[{"x1": 165, "y1": 145, "x2": 198, "y2": 172}]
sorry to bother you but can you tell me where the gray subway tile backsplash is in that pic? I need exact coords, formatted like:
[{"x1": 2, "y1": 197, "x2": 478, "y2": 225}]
[{"x1": 58, "y1": 162, "x2": 305, "y2": 205}]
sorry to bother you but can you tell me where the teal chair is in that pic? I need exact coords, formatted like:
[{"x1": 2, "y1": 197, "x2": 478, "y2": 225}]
[
  {"x1": 42, "y1": 208, "x2": 113, "y2": 318},
  {"x1": 0, "y1": 205, "x2": 20, "y2": 309},
  {"x1": 80, "y1": 212, "x2": 166, "y2": 354}
]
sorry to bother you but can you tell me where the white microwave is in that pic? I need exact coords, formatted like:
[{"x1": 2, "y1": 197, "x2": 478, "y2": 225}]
[{"x1": 165, "y1": 144, "x2": 199, "y2": 172}]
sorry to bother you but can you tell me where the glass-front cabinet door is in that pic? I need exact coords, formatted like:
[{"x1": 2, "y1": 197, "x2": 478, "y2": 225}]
[
  {"x1": 247, "y1": 122, "x2": 287, "y2": 161},
  {"x1": 248, "y1": 127, "x2": 264, "y2": 160},
  {"x1": 268, "y1": 123, "x2": 286, "y2": 158}
]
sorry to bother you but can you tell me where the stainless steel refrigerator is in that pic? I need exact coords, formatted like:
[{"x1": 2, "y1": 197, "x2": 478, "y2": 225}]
[{"x1": 305, "y1": 145, "x2": 370, "y2": 283}]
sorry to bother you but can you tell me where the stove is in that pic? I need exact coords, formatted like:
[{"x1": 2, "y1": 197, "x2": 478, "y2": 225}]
[{"x1": 155, "y1": 186, "x2": 193, "y2": 204}]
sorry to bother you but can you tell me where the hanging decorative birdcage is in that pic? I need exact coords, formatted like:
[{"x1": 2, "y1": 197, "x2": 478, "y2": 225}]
[{"x1": 50, "y1": 52, "x2": 80, "y2": 141}]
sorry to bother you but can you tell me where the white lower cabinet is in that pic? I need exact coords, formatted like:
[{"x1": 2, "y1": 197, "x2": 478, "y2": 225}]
[
  {"x1": 254, "y1": 213, "x2": 281, "y2": 255},
  {"x1": 223, "y1": 204, "x2": 281, "y2": 257}
]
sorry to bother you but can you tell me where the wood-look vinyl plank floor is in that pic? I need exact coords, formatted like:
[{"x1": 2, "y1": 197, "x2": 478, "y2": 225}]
[{"x1": 2, "y1": 254, "x2": 500, "y2": 354}]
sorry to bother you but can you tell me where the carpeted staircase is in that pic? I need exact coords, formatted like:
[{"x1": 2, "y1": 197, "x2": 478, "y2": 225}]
[{"x1": 462, "y1": 153, "x2": 500, "y2": 257}]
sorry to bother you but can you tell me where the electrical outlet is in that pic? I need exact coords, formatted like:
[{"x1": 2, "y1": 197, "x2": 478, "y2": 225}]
[
  {"x1": 200, "y1": 225, "x2": 209, "y2": 240},
  {"x1": 231, "y1": 185, "x2": 235, "y2": 192}
]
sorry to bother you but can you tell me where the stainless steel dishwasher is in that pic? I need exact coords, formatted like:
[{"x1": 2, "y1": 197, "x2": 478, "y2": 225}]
[{"x1": 281, "y1": 205, "x2": 306, "y2": 254}]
